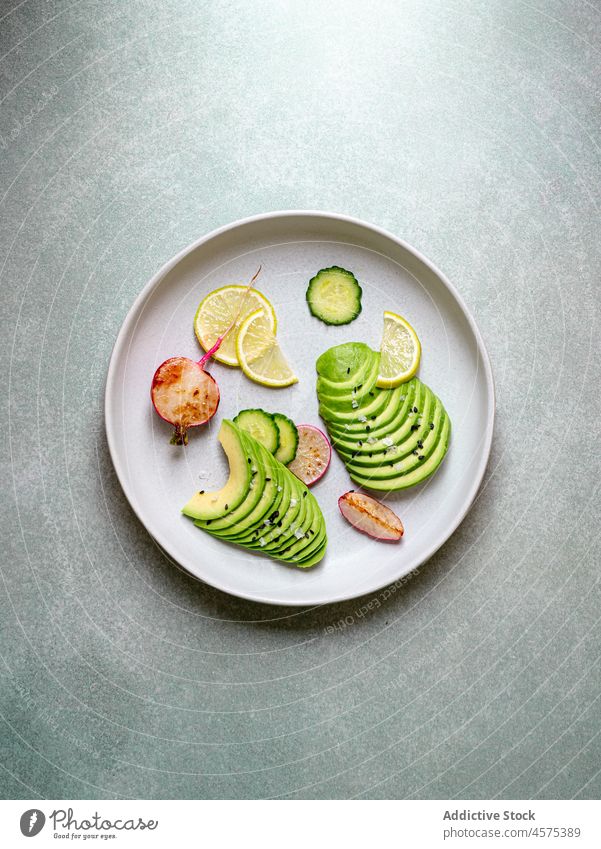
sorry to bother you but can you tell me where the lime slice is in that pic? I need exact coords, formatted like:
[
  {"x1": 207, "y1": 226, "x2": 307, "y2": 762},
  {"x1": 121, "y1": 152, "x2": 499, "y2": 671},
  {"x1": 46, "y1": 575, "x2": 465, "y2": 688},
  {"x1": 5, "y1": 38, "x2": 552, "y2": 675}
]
[
  {"x1": 376, "y1": 310, "x2": 421, "y2": 388},
  {"x1": 194, "y1": 285, "x2": 277, "y2": 367},
  {"x1": 236, "y1": 308, "x2": 298, "y2": 388}
]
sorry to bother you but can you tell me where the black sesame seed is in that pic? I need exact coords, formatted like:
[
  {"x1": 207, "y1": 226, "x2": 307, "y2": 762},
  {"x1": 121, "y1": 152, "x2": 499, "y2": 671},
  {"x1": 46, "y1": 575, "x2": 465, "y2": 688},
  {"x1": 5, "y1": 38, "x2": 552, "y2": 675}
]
[
  {"x1": 429, "y1": 422, "x2": 435, "y2": 430},
  {"x1": 303, "y1": 491, "x2": 307, "y2": 497},
  {"x1": 419, "y1": 455, "x2": 425, "y2": 461},
  {"x1": 413, "y1": 406, "x2": 418, "y2": 413},
  {"x1": 278, "y1": 521, "x2": 283, "y2": 528},
  {"x1": 199, "y1": 490, "x2": 205, "y2": 495},
  {"x1": 366, "y1": 426, "x2": 371, "y2": 432},
  {"x1": 224, "y1": 504, "x2": 229, "y2": 510},
  {"x1": 347, "y1": 367, "x2": 351, "y2": 374},
  {"x1": 265, "y1": 477, "x2": 271, "y2": 482},
  {"x1": 247, "y1": 458, "x2": 252, "y2": 464},
  {"x1": 358, "y1": 441, "x2": 363, "y2": 447},
  {"x1": 412, "y1": 450, "x2": 418, "y2": 456},
  {"x1": 417, "y1": 440, "x2": 423, "y2": 448},
  {"x1": 369, "y1": 391, "x2": 374, "y2": 397},
  {"x1": 411, "y1": 425, "x2": 419, "y2": 432}
]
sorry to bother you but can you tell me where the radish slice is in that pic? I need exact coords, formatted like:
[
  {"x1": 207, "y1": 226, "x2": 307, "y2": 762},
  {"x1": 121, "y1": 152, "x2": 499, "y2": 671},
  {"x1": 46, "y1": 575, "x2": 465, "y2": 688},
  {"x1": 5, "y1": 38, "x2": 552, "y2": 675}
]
[
  {"x1": 151, "y1": 357, "x2": 219, "y2": 445},
  {"x1": 150, "y1": 267, "x2": 261, "y2": 445},
  {"x1": 338, "y1": 491, "x2": 404, "y2": 541},
  {"x1": 287, "y1": 424, "x2": 331, "y2": 486}
]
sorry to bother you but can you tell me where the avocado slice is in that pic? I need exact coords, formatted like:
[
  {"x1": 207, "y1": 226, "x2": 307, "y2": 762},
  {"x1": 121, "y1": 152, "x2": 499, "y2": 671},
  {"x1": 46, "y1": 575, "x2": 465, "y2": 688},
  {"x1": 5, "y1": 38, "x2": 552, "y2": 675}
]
[
  {"x1": 348, "y1": 414, "x2": 451, "y2": 490},
  {"x1": 324, "y1": 378, "x2": 416, "y2": 439},
  {"x1": 221, "y1": 458, "x2": 290, "y2": 546},
  {"x1": 343, "y1": 399, "x2": 445, "y2": 480},
  {"x1": 316, "y1": 343, "x2": 451, "y2": 491},
  {"x1": 316, "y1": 342, "x2": 374, "y2": 385},
  {"x1": 182, "y1": 420, "x2": 251, "y2": 520},
  {"x1": 335, "y1": 382, "x2": 431, "y2": 463},
  {"x1": 184, "y1": 421, "x2": 327, "y2": 567},
  {"x1": 194, "y1": 431, "x2": 265, "y2": 532}
]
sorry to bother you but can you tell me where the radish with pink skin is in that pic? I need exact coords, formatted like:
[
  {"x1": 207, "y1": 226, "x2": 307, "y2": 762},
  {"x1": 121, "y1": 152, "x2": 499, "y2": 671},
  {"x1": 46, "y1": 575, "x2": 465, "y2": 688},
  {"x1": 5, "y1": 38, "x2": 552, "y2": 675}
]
[
  {"x1": 151, "y1": 267, "x2": 261, "y2": 445},
  {"x1": 338, "y1": 491, "x2": 404, "y2": 541},
  {"x1": 287, "y1": 424, "x2": 331, "y2": 486}
]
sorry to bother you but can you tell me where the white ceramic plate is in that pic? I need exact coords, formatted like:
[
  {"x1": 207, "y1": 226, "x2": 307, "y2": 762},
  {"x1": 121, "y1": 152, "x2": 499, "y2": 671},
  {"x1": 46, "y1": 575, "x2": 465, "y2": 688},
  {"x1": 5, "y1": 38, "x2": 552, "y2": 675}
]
[{"x1": 105, "y1": 211, "x2": 494, "y2": 606}]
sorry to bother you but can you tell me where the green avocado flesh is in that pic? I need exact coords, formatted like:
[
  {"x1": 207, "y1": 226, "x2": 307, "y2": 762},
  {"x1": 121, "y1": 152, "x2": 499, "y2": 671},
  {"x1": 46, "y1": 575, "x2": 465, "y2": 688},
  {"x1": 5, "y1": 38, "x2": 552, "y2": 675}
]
[
  {"x1": 316, "y1": 342, "x2": 451, "y2": 491},
  {"x1": 182, "y1": 420, "x2": 327, "y2": 568}
]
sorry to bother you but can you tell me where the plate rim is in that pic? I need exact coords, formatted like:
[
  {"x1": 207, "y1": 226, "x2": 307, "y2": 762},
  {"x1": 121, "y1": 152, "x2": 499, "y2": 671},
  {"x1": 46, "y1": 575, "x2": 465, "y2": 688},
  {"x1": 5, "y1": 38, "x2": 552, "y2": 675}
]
[{"x1": 105, "y1": 209, "x2": 495, "y2": 607}]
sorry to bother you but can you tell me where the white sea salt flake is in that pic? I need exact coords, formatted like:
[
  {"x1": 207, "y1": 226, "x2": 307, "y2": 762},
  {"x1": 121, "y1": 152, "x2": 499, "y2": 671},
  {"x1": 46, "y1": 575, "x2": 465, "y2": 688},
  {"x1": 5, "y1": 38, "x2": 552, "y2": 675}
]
[
  {"x1": 259, "y1": 537, "x2": 266, "y2": 547},
  {"x1": 294, "y1": 529, "x2": 305, "y2": 539},
  {"x1": 358, "y1": 415, "x2": 367, "y2": 423},
  {"x1": 290, "y1": 498, "x2": 297, "y2": 507},
  {"x1": 277, "y1": 486, "x2": 283, "y2": 492},
  {"x1": 351, "y1": 400, "x2": 359, "y2": 409},
  {"x1": 382, "y1": 436, "x2": 394, "y2": 447}
]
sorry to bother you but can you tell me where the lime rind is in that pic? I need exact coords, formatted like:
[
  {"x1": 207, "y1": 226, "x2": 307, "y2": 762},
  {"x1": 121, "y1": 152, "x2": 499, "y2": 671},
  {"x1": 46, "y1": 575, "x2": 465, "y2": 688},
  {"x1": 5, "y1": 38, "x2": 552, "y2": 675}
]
[{"x1": 376, "y1": 310, "x2": 421, "y2": 388}]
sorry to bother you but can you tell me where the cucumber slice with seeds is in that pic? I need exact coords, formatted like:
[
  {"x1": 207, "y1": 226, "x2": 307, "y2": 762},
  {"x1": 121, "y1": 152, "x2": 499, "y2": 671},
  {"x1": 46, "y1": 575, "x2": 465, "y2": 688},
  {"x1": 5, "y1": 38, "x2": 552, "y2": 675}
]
[
  {"x1": 273, "y1": 413, "x2": 299, "y2": 465},
  {"x1": 233, "y1": 409, "x2": 279, "y2": 455},
  {"x1": 306, "y1": 266, "x2": 362, "y2": 326}
]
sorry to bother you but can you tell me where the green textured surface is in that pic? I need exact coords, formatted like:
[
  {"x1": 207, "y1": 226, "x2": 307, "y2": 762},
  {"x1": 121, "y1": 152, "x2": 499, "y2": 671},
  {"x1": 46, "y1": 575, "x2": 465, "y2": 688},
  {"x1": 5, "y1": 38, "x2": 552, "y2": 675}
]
[{"x1": 1, "y1": 0, "x2": 600, "y2": 800}]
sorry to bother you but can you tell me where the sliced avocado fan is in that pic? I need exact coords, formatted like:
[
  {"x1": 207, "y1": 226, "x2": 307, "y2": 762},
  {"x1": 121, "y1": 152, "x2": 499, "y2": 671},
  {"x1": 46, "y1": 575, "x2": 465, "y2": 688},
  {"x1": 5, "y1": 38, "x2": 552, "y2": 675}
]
[
  {"x1": 182, "y1": 420, "x2": 327, "y2": 568},
  {"x1": 316, "y1": 342, "x2": 451, "y2": 491}
]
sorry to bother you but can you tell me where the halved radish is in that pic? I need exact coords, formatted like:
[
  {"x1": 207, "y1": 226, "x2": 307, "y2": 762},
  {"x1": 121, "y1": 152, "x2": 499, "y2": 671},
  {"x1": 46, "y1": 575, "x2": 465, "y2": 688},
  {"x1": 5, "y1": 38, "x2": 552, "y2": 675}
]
[
  {"x1": 151, "y1": 267, "x2": 261, "y2": 445},
  {"x1": 151, "y1": 357, "x2": 219, "y2": 445},
  {"x1": 287, "y1": 424, "x2": 331, "y2": 486},
  {"x1": 338, "y1": 491, "x2": 404, "y2": 541}
]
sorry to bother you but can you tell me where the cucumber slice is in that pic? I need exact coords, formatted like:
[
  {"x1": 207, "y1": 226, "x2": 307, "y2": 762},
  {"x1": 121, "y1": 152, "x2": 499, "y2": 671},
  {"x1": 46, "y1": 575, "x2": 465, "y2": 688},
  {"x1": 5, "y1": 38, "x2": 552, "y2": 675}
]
[
  {"x1": 273, "y1": 413, "x2": 299, "y2": 465},
  {"x1": 306, "y1": 266, "x2": 362, "y2": 326},
  {"x1": 233, "y1": 409, "x2": 279, "y2": 454}
]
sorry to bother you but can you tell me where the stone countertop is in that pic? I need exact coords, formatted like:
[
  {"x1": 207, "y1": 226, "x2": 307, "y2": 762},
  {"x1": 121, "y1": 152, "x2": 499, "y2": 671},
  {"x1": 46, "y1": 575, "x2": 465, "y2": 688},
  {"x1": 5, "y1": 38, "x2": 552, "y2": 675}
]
[{"x1": 1, "y1": 0, "x2": 600, "y2": 799}]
